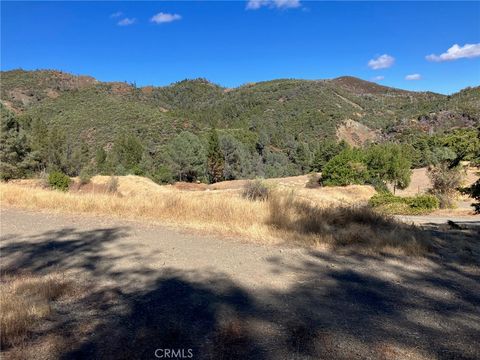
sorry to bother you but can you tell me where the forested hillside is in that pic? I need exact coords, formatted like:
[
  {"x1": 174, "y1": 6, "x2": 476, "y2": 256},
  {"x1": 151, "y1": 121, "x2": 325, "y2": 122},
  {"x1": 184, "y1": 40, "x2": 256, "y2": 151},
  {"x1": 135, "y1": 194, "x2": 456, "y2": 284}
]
[{"x1": 1, "y1": 69, "x2": 479, "y2": 183}]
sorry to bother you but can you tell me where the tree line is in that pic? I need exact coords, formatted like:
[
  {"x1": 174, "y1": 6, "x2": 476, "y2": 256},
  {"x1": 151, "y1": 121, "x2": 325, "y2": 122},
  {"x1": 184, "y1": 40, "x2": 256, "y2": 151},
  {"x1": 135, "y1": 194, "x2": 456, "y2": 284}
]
[{"x1": 1, "y1": 104, "x2": 479, "y2": 193}]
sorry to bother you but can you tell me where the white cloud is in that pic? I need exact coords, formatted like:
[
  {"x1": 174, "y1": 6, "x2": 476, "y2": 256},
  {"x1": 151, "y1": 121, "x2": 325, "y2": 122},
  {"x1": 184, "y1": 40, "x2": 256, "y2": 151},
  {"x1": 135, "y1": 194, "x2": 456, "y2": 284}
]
[
  {"x1": 246, "y1": 0, "x2": 301, "y2": 10},
  {"x1": 405, "y1": 73, "x2": 421, "y2": 81},
  {"x1": 117, "y1": 18, "x2": 136, "y2": 26},
  {"x1": 368, "y1": 54, "x2": 395, "y2": 70},
  {"x1": 372, "y1": 76, "x2": 385, "y2": 82},
  {"x1": 150, "y1": 12, "x2": 182, "y2": 24},
  {"x1": 426, "y1": 43, "x2": 480, "y2": 62},
  {"x1": 110, "y1": 11, "x2": 123, "y2": 18}
]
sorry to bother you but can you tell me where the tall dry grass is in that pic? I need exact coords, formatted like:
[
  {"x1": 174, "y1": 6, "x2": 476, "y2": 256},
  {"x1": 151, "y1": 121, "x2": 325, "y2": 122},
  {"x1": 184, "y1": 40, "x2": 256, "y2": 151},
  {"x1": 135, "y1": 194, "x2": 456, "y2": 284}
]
[
  {"x1": 0, "y1": 183, "x2": 429, "y2": 254},
  {"x1": 0, "y1": 183, "x2": 273, "y2": 240},
  {"x1": 0, "y1": 273, "x2": 73, "y2": 349},
  {"x1": 268, "y1": 193, "x2": 429, "y2": 255}
]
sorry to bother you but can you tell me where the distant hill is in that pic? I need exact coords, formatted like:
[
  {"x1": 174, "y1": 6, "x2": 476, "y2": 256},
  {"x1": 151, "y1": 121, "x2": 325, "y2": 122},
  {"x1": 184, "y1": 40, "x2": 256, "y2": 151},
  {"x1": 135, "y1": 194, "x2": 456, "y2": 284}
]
[{"x1": 1, "y1": 69, "x2": 479, "y2": 151}]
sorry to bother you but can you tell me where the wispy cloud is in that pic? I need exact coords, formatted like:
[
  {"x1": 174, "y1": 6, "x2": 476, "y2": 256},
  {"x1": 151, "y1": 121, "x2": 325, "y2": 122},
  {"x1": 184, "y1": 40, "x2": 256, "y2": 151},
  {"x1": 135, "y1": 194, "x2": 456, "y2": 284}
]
[
  {"x1": 368, "y1": 54, "x2": 395, "y2": 70},
  {"x1": 426, "y1": 43, "x2": 480, "y2": 62},
  {"x1": 110, "y1": 11, "x2": 123, "y2": 18},
  {"x1": 150, "y1": 12, "x2": 182, "y2": 24},
  {"x1": 372, "y1": 75, "x2": 385, "y2": 82},
  {"x1": 246, "y1": 0, "x2": 301, "y2": 10},
  {"x1": 405, "y1": 73, "x2": 421, "y2": 81},
  {"x1": 117, "y1": 18, "x2": 136, "y2": 26}
]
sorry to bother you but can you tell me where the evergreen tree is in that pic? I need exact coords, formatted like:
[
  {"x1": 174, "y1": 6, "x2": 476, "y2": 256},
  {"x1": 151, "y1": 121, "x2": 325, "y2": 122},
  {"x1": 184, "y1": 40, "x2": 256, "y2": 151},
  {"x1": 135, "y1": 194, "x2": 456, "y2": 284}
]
[
  {"x1": 167, "y1": 131, "x2": 206, "y2": 182},
  {"x1": 110, "y1": 132, "x2": 144, "y2": 174},
  {"x1": 294, "y1": 142, "x2": 311, "y2": 173},
  {"x1": 207, "y1": 128, "x2": 225, "y2": 183},
  {"x1": 95, "y1": 147, "x2": 108, "y2": 173},
  {"x1": 0, "y1": 106, "x2": 33, "y2": 180},
  {"x1": 70, "y1": 140, "x2": 90, "y2": 175},
  {"x1": 220, "y1": 134, "x2": 255, "y2": 180}
]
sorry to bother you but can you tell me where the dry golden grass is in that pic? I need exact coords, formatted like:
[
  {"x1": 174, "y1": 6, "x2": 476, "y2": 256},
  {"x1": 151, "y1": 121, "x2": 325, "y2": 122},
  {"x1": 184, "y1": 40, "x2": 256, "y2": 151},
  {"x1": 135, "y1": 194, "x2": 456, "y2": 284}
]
[
  {"x1": 1, "y1": 181, "x2": 428, "y2": 255},
  {"x1": 0, "y1": 273, "x2": 73, "y2": 349},
  {"x1": 0, "y1": 182, "x2": 273, "y2": 241},
  {"x1": 267, "y1": 193, "x2": 429, "y2": 255}
]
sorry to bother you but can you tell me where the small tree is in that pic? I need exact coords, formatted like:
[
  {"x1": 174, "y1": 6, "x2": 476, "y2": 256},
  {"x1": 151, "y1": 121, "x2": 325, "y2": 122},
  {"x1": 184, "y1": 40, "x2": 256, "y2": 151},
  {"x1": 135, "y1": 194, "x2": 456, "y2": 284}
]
[
  {"x1": 366, "y1": 144, "x2": 412, "y2": 194},
  {"x1": 0, "y1": 105, "x2": 33, "y2": 180},
  {"x1": 207, "y1": 128, "x2": 225, "y2": 183},
  {"x1": 294, "y1": 142, "x2": 311, "y2": 173},
  {"x1": 167, "y1": 131, "x2": 206, "y2": 182},
  {"x1": 95, "y1": 147, "x2": 108, "y2": 173},
  {"x1": 111, "y1": 132, "x2": 144, "y2": 174},
  {"x1": 220, "y1": 134, "x2": 254, "y2": 180}
]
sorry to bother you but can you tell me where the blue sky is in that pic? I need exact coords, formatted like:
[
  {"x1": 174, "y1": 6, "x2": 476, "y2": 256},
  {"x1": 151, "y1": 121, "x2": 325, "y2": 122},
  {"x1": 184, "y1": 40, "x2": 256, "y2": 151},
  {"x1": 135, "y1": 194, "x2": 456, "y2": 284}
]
[{"x1": 1, "y1": 1, "x2": 479, "y2": 94}]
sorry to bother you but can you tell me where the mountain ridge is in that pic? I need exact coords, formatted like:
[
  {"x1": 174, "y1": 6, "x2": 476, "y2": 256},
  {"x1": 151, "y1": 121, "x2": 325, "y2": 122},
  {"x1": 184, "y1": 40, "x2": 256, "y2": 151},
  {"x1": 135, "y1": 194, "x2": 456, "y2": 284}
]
[
  {"x1": 1, "y1": 68, "x2": 461, "y2": 108},
  {"x1": 1, "y1": 69, "x2": 478, "y2": 152}
]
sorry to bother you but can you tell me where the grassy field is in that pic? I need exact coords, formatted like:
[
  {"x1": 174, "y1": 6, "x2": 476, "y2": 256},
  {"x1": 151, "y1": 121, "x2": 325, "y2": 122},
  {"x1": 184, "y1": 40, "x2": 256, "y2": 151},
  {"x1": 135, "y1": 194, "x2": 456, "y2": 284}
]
[
  {"x1": 1, "y1": 177, "x2": 427, "y2": 255},
  {"x1": 2, "y1": 174, "x2": 479, "y2": 359}
]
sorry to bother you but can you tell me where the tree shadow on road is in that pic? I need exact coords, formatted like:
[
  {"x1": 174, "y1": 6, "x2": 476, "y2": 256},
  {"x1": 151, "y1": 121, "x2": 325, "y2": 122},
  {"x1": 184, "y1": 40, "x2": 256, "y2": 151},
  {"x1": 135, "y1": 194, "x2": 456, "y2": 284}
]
[{"x1": 1, "y1": 225, "x2": 479, "y2": 359}]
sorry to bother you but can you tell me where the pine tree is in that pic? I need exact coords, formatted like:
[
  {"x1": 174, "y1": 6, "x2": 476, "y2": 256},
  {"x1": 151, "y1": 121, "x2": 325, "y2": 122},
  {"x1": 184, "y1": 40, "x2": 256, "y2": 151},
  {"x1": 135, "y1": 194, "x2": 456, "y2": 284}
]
[
  {"x1": 0, "y1": 105, "x2": 34, "y2": 180},
  {"x1": 207, "y1": 128, "x2": 225, "y2": 183},
  {"x1": 167, "y1": 131, "x2": 206, "y2": 182}
]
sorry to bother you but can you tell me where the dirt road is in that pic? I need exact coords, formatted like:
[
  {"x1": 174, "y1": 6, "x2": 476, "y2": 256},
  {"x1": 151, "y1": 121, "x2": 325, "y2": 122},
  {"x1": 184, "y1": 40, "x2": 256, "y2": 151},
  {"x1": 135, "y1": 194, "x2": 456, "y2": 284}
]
[{"x1": 1, "y1": 207, "x2": 479, "y2": 359}]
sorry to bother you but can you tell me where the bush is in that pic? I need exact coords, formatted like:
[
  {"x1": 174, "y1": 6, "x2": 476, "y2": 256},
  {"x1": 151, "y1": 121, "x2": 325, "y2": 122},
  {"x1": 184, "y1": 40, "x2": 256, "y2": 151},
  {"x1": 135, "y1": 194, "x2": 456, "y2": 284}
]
[
  {"x1": 407, "y1": 194, "x2": 440, "y2": 210},
  {"x1": 48, "y1": 171, "x2": 71, "y2": 191},
  {"x1": 242, "y1": 180, "x2": 269, "y2": 201},
  {"x1": 369, "y1": 193, "x2": 439, "y2": 215},
  {"x1": 368, "y1": 192, "x2": 403, "y2": 207},
  {"x1": 305, "y1": 174, "x2": 321, "y2": 189},
  {"x1": 106, "y1": 176, "x2": 119, "y2": 194},
  {"x1": 321, "y1": 149, "x2": 369, "y2": 186}
]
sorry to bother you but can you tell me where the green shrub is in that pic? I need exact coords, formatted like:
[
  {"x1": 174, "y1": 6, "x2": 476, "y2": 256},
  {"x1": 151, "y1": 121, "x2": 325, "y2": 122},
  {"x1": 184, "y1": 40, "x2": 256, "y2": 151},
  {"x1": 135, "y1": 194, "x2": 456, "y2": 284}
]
[
  {"x1": 406, "y1": 194, "x2": 439, "y2": 209},
  {"x1": 369, "y1": 192, "x2": 403, "y2": 207},
  {"x1": 321, "y1": 149, "x2": 369, "y2": 186},
  {"x1": 48, "y1": 171, "x2": 71, "y2": 191},
  {"x1": 369, "y1": 193, "x2": 439, "y2": 215},
  {"x1": 242, "y1": 180, "x2": 269, "y2": 201}
]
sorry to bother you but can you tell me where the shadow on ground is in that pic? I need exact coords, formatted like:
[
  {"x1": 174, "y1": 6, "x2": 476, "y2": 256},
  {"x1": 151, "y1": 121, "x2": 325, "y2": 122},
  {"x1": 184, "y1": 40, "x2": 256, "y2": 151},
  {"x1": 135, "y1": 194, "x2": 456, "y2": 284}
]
[{"x1": 1, "y1": 224, "x2": 479, "y2": 359}]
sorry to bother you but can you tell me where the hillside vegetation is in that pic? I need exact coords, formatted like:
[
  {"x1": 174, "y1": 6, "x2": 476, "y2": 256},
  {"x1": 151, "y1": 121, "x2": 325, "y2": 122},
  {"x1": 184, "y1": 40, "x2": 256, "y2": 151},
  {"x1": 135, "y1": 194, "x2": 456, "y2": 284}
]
[{"x1": 1, "y1": 69, "x2": 479, "y2": 185}]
